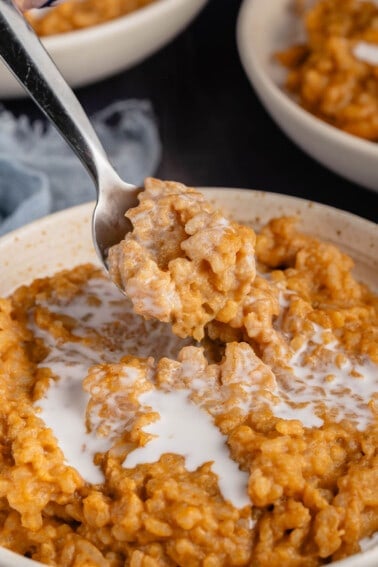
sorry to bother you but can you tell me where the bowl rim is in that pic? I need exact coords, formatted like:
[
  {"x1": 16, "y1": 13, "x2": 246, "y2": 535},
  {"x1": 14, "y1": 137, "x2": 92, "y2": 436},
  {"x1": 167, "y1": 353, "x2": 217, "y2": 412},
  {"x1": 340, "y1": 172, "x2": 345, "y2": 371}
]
[
  {"x1": 236, "y1": 0, "x2": 378, "y2": 158},
  {"x1": 0, "y1": 186, "x2": 377, "y2": 246},
  {"x1": 40, "y1": 0, "x2": 206, "y2": 48}
]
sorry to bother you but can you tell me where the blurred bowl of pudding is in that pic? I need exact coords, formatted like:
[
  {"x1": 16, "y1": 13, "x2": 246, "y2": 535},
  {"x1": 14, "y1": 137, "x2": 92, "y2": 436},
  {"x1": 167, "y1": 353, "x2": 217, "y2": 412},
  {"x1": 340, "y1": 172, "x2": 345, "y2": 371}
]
[
  {"x1": 237, "y1": 0, "x2": 378, "y2": 191},
  {"x1": 0, "y1": 0, "x2": 208, "y2": 98}
]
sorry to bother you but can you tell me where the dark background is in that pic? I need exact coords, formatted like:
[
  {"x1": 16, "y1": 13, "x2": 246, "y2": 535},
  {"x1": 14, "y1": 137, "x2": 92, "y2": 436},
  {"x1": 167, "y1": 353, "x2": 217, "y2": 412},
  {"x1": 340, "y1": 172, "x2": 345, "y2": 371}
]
[{"x1": 5, "y1": 0, "x2": 378, "y2": 222}]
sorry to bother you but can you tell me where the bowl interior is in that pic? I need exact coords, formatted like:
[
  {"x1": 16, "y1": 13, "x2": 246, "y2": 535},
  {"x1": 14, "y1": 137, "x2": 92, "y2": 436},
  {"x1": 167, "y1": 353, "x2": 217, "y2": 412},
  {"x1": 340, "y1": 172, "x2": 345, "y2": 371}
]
[{"x1": 237, "y1": 0, "x2": 378, "y2": 156}]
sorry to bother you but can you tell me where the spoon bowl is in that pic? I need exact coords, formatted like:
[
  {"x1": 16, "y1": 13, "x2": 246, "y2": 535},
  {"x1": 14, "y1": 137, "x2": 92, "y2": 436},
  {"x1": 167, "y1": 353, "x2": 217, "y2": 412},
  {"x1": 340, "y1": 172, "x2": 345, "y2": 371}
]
[
  {"x1": 92, "y1": 176, "x2": 140, "y2": 264},
  {"x1": 0, "y1": 0, "x2": 138, "y2": 269}
]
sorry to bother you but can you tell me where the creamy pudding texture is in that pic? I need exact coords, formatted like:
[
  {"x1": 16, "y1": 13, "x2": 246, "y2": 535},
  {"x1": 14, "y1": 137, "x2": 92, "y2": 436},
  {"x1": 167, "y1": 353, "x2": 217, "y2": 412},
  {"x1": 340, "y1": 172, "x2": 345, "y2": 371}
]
[
  {"x1": 0, "y1": 181, "x2": 377, "y2": 566},
  {"x1": 108, "y1": 177, "x2": 257, "y2": 341},
  {"x1": 276, "y1": 0, "x2": 378, "y2": 141},
  {"x1": 353, "y1": 41, "x2": 378, "y2": 65}
]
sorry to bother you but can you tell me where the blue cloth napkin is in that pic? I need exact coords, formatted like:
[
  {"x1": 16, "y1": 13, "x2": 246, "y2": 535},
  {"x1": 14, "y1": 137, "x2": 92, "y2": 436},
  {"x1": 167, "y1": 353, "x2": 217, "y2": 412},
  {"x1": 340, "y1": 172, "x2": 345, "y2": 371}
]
[{"x1": 0, "y1": 99, "x2": 161, "y2": 236}]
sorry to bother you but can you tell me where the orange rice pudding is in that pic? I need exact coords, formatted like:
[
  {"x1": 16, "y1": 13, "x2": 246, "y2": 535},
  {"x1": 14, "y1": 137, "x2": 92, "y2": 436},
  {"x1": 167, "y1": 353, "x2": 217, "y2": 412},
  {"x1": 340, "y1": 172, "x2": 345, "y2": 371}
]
[
  {"x1": 108, "y1": 178, "x2": 256, "y2": 341},
  {"x1": 277, "y1": 0, "x2": 378, "y2": 141},
  {"x1": 0, "y1": 180, "x2": 377, "y2": 566}
]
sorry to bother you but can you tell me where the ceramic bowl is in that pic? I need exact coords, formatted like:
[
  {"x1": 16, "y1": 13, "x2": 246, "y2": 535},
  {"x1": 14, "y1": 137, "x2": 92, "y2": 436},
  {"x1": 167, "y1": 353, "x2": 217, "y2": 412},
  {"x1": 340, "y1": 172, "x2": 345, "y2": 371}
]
[
  {"x1": 236, "y1": 0, "x2": 378, "y2": 192},
  {"x1": 0, "y1": 190, "x2": 377, "y2": 566}
]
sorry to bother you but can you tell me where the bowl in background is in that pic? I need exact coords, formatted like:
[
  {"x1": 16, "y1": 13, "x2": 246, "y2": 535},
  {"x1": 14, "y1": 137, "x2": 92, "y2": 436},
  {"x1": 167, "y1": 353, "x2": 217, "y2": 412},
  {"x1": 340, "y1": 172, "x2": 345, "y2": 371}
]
[
  {"x1": 0, "y1": 0, "x2": 208, "y2": 99},
  {"x1": 236, "y1": 0, "x2": 378, "y2": 192}
]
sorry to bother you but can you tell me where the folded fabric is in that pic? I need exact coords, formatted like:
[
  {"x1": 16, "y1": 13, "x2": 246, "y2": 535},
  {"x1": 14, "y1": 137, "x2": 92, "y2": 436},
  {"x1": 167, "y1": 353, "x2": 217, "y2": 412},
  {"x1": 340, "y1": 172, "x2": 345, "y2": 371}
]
[{"x1": 0, "y1": 99, "x2": 161, "y2": 236}]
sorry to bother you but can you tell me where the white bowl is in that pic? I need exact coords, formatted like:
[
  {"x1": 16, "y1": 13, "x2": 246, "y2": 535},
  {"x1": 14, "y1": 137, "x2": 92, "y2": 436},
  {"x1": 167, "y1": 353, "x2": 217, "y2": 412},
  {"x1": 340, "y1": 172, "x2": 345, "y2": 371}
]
[
  {"x1": 0, "y1": 0, "x2": 207, "y2": 99},
  {"x1": 236, "y1": 0, "x2": 378, "y2": 192},
  {"x1": 0, "y1": 191, "x2": 377, "y2": 566}
]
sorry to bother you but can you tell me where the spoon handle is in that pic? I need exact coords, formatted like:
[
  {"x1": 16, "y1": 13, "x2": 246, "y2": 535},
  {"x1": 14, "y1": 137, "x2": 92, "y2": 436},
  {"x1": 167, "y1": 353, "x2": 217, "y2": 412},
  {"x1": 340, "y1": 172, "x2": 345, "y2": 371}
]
[{"x1": 0, "y1": 0, "x2": 109, "y2": 189}]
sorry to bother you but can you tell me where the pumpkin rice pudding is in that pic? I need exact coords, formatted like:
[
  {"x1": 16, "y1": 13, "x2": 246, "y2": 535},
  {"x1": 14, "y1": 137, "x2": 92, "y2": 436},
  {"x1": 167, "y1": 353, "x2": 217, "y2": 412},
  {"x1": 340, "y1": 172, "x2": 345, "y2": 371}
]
[
  {"x1": 277, "y1": 0, "x2": 378, "y2": 141},
  {"x1": 0, "y1": 180, "x2": 377, "y2": 566},
  {"x1": 108, "y1": 178, "x2": 256, "y2": 341}
]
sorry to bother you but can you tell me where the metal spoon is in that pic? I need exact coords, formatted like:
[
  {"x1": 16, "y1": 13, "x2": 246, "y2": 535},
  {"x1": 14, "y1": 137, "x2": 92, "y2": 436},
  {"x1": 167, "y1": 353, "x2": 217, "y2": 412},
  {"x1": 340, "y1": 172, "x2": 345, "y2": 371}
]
[{"x1": 0, "y1": 0, "x2": 139, "y2": 267}]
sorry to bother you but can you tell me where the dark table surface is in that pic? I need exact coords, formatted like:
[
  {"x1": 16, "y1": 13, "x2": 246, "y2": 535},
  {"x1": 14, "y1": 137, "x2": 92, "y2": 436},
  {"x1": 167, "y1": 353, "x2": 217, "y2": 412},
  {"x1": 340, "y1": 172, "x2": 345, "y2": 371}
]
[{"x1": 5, "y1": 0, "x2": 378, "y2": 223}]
